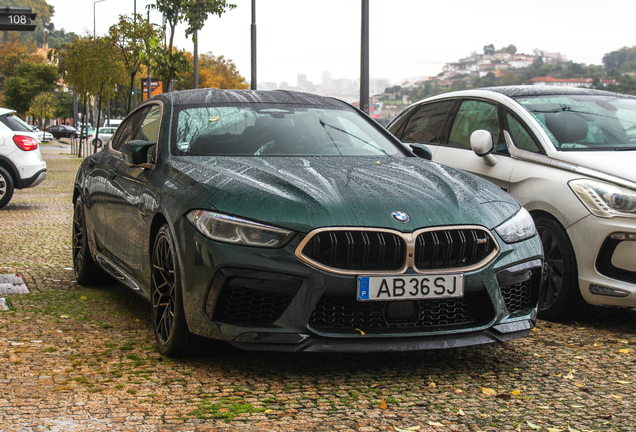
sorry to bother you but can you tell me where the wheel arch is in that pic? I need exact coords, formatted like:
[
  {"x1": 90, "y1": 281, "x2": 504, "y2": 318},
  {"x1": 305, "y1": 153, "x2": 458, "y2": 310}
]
[
  {"x1": 149, "y1": 212, "x2": 170, "y2": 256},
  {"x1": 0, "y1": 155, "x2": 19, "y2": 184}
]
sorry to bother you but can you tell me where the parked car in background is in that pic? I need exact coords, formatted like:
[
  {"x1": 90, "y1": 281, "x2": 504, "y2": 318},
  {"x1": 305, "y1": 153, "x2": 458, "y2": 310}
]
[
  {"x1": 72, "y1": 88, "x2": 543, "y2": 356},
  {"x1": 88, "y1": 126, "x2": 117, "y2": 147},
  {"x1": 0, "y1": 111, "x2": 47, "y2": 208},
  {"x1": 388, "y1": 85, "x2": 636, "y2": 319},
  {"x1": 45, "y1": 125, "x2": 79, "y2": 140},
  {"x1": 30, "y1": 127, "x2": 53, "y2": 142}
]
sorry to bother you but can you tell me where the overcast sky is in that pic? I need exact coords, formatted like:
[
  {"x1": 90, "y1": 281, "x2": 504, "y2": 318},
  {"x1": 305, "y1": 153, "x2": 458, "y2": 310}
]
[{"x1": 46, "y1": 0, "x2": 635, "y2": 86}]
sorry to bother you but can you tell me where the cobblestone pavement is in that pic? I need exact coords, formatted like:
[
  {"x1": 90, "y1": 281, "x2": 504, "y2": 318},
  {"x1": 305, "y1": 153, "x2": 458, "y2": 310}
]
[{"x1": 0, "y1": 143, "x2": 635, "y2": 432}]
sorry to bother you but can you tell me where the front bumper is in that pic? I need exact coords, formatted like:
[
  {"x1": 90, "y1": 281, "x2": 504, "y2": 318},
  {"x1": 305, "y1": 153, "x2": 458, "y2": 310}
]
[
  {"x1": 568, "y1": 214, "x2": 636, "y2": 307},
  {"x1": 176, "y1": 219, "x2": 543, "y2": 352}
]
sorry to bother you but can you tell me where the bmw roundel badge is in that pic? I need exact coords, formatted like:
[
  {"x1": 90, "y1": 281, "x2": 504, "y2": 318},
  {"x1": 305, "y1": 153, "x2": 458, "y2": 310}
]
[{"x1": 392, "y1": 211, "x2": 410, "y2": 223}]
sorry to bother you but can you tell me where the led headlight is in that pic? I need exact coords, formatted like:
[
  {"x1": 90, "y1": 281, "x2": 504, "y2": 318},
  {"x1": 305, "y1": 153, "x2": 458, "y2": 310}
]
[
  {"x1": 569, "y1": 179, "x2": 636, "y2": 218},
  {"x1": 495, "y1": 207, "x2": 536, "y2": 244},
  {"x1": 186, "y1": 210, "x2": 295, "y2": 248}
]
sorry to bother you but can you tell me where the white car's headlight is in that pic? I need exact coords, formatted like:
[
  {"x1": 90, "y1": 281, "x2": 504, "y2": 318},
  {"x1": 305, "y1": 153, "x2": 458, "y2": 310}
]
[
  {"x1": 569, "y1": 179, "x2": 636, "y2": 218},
  {"x1": 186, "y1": 210, "x2": 295, "y2": 248},
  {"x1": 495, "y1": 207, "x2": 536, "y2": 244}
]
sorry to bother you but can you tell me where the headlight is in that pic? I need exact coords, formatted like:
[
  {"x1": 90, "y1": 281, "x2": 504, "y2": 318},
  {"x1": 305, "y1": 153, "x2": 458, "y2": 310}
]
[
  {"x1": 495, "y1": 207, "x2": 536, "y2": 244},
  {"x1": 569, "y1": 179, "x2": 636, "y2": 218},
  {"x1": 186, "y1": 210, "x2": 295, "y2": 248}
]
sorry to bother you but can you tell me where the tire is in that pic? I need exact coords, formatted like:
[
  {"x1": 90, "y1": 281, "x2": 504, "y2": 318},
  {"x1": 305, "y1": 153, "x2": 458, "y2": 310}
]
[
  {"x1": 72, "y1": 196, "x2": 105, "y2": 285},
  {"x1": 93, "y1": 139, "x2": 102, "y2": 148},
  {"x1": 535, "y1": 216, "x2": 581, "y2": 320},
  {"x1": 0, "y1": 166, "x2": 15, "y2": 209},
  {"x1": 70, "y1": 133, "x2": 77, "y2": 140},
  {"x1": 151, "y1": 225, "x2": 194, "y2": 357}
]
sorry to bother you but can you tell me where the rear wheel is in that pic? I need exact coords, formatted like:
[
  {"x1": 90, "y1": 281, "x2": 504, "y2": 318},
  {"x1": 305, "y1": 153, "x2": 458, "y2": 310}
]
[
  {"x1": 0, "y1": 166, "x2": 15, "y2": 209},
  {"x1": 535, "y1": 216, "x2": 581, "y2": 320},
  {"x1": 72, "y1": 196, "x2": 105, "y2": 284},
  {"x1": 151, "y1": 225, "x2": 194, "y2": 357}
]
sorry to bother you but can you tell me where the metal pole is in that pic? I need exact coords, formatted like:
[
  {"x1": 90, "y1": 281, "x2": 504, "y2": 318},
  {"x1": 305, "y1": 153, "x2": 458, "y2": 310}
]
[
  {"x1": 360, "y1": 0, "x2": 369, "y2": 114},
  {"x1": 93, "y1": 0, "x2": 106, "y2": 38},
  {"x1": 251, "y1": 0, "x2": 256, "y2": 90},
  {"x1": 72, "y1": 86, "x2": 78, "y2": 128},
  {"x1": 148, "y1": 10, "x2": 153, "y2": 99},
  {"x1": 194, "y1": 29, "x2": 198, "y2": 89}
]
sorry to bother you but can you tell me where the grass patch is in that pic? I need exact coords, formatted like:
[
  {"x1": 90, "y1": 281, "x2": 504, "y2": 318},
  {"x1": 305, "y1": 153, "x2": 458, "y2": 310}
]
[{"x1": 188, "y1": 397, "x2": 266, "y2": 421}]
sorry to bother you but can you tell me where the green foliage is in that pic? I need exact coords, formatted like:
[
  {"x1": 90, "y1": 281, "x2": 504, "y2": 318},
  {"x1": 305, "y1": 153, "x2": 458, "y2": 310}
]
[
  {"x1": 28, "y1": 91, "x2": 55, "y2": 126},
  {"x1": 3, "y1": 62, "x2": 57, "y2": 115},
  {"x1": 54, "y1": 91, "x2": 74, "y2": 119}
]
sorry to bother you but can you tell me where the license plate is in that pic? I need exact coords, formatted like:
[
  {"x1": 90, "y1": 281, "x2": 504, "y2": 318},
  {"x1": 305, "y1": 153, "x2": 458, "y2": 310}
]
[{"x1": 357, "y1": 274, "x2": 464, "y2": 301}]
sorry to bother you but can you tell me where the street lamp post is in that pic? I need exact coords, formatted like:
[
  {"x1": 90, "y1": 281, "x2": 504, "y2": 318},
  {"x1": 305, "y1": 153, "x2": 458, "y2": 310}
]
[{"x1": 93, "y1": 0, "x2": 107, "y2": 38}]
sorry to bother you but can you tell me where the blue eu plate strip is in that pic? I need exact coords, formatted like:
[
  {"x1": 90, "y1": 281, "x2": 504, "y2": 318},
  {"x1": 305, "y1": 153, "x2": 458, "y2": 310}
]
[{"x1": 358, "y1": 277, "x2": 369, "y2": 300}]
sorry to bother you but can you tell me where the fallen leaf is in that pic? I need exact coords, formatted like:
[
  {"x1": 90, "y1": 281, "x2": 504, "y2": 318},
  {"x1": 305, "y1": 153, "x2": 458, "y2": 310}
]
[
  {"x1": 264, "y1": 409, "x2": 273, "y2": 413},
  {"x1": 428, "y1": 382, "x2": 436, "y2": 388},
  {"x1": 616, "y1": 380, "x2": 630, "y2": 384},
  {"x1": 571, "y1": 405, "x2": 584, "y2": 408},
  {"x1": 394, "y1": 427, "x2": 420, "y2": 432},
  {"x1": 457, "y1": 409, "x2": 465, "y2": 416},
  {"x1": 516, "y1": 424, "x2": 521, "y2": 432},
  {"x1": 564, "y1": 370, "x2": 575, "y2": 379},
  {"x1": 547, "y1": 428, "x2": 563, "y2": 432},
  {"x1": 567, "y1": 426, "x2": 581, "y2": 432},
  {"x1": 575, "y1": 383, "x2": 585, "y2": 388},
  {"x1": 80, "y1": 296, "x2": 87, "y2": 300},
  {"x1": 428, "y1": 421, "x2": 444, "y2": 427},
  {"x1": 481, "y1": 387, "x2": 497, "y2": 396},
  {"x1": 538, "y1": 405, "x2": 551, "y2": 409},
  {"x1": 619, "y1": 339, "x2": 629, "y2": 344},
  {"x1": 619, "y1": 349, "x2": 630, "y2": 354},
  {"x1": 379, "y1": 398, "x2": 388, "y2": 409},
  {"x1": 453, "y1": 389, "x2": 463, "y2": 394},
  {"x1": 527, "y1": 422, "x2": 542, "y2": 430},
  {"x1": 355, "y1": 328, "x2": 365, "y2": 336},
  {"x1": 611, "y1": 394, "x2": 622, "y2": 399},
  {"x1": 512, "y1": 390, "x2": 521, "y2": 396},
  {"x1": 496, "y1": 393, "x2": 511, "y2": 400},
  {"x1": 60, "y1": 315, "x2": 69, "y2": 318},
  {"x1": 554, "y1": 372, "x2": 562, "y2": 377},
  {"x1": 375, "y1": 161, "x2": 381, "y2": 165}
]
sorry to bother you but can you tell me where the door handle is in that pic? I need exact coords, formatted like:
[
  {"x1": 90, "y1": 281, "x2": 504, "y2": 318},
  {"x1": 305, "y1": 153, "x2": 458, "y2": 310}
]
[
  {"x1": 108, "y1": 169, "x2": 118, "y2": 180},
  {"x1": 88, "y1": 157, "x2": 97, "y2": 167}
]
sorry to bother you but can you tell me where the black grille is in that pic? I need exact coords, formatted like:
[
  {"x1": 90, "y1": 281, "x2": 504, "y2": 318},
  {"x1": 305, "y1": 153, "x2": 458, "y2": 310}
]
[
  {"x1": 414, "y1": 229, "x2": 495, "y2": 270},
  {"x1": 213, "y1": 286, "x2": 294, "y2": 325},
  {"x1": 309, "y1": 292, "x2": 494, "y2": 334},
  {"x1": 501, "y1": 272, "x2": 540, "y2": 314},
  {"x1": 302, "y1": 230, "x2": 406, "y2": 271}
]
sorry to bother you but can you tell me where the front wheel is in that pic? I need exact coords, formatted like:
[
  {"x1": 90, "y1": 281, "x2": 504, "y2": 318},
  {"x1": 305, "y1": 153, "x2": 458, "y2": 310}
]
[
  {"x1": 535, "y1": 216, "x2": 581, "y2": 320},
  {"x1": 0, "y1": 166, "x2": 15, "y2": 209},
  {"x1": 151, "y1": 225, "x2": 194, "y2": 357}
]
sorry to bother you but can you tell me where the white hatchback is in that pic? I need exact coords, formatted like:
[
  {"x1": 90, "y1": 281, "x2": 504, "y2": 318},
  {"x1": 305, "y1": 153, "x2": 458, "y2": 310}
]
[
  {"x1": 0, "y1": 108, "x2": 47, "y2": 208},
  {"x1": 388, "y1": 86, "x2": 636, "y2": 319}
]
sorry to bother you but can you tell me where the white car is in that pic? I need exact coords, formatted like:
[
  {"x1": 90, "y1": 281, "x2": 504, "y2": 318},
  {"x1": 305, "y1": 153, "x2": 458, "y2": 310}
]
[
  {"x1": 388, "y1": 86, "x2": 636, "y2": 319},
  {"x1": 0, "y1": 109, "x2": 47, "y2": 208},
  {"x1": 88, "y1": 126, "x2": 118, "y2": 147}
]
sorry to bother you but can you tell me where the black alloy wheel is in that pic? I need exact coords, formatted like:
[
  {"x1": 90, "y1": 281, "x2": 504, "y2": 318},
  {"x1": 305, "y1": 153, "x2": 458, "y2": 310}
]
[
  {"x1": 151, "y1": 225, "x2": 192, "y2": 357},
  {"x1": 0, "y1": 167, "x2": 15, "y2": 209},
  {"x1": 72, "y1": 196, "x2": 104, "y2": 284},
  {"x1": 535, "y1": 216, "x2": 581, "y2": 320}
]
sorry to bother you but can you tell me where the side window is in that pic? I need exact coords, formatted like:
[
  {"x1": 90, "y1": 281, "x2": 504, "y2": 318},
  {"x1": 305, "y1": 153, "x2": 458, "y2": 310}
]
[
  {"x1": 110, "y1": 107, "x2": 151, "y2": 151},
  {"x1": 448, "y1": 100, "x2": 501, "y2": 150},
  {"x1": 133, "y1": 105, "x2": 162, "y2": 142},
  {"x1": 400, "y1": 100, "x2": 455, "y2": 144},
  {"x1": 506, "y1": 113, "x2": 541, "y2": 153},
  {"x1": 387, "y1": 105, "x2": 418, "y2": 138}
]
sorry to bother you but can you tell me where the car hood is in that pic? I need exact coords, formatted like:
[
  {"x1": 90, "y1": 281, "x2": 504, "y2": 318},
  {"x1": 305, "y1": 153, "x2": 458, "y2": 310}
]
[
  {"x1": 548, "y1": 151, "x2": 636, "y2": 185},
  {"x1": 167, "y1": 157, "x2": 519, "y2": 233}
]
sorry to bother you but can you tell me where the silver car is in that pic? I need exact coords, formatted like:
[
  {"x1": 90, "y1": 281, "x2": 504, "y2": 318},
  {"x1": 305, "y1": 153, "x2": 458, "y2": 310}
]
[
  {"x1": 388, "y1": 85, "x2": 636, "y2": 319},
  {"x1": 90, "y1": 126, "x2": 118, "y2": 147}
]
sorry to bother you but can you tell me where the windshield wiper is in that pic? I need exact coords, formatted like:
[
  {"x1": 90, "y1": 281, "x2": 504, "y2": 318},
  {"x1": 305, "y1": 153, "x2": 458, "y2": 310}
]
[{"x1": 318, "y1": 119, "x2": 388, "y2": 155}]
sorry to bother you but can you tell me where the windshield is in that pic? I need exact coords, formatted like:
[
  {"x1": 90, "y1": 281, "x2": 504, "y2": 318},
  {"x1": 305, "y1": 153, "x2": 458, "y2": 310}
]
[
  {"x1": 172, "y1": 104, "x2": 402, "y2": 157},
  {"x1": 0, "y1": 113, "x2": 33, "y2": 132},
  {"x1": 515, "y1": 95, "x2": 636, "y2": 151}
]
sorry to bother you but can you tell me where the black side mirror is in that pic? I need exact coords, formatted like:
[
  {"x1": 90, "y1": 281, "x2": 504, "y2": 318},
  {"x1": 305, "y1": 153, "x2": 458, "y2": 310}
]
[
  {"x1": 121, "y1": 140, "x2": 156, "y2": 166},
  {"x1": 410, "y1": 143, "x2": 433, "y2": 160}
]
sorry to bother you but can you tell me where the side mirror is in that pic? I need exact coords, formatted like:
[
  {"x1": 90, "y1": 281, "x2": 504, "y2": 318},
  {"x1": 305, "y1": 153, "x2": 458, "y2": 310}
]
[
  {"x1": 121, "y1": 140, "x2": 155, "y2": 166},
  {"x1": 410, "y1": 143, "x2": 433, "y2": 160},
  {"x1": 470, "y1": 130, "x2": 498, "y2": 167}
]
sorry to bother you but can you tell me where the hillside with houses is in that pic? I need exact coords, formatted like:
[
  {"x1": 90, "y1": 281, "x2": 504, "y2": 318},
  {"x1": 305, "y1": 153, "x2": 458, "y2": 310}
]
[{"x1": 373, "y1": 44, "x2": 636, "y2": 120}]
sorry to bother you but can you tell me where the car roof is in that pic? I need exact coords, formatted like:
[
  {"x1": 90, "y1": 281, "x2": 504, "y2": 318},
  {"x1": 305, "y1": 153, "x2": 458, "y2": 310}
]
[
  {"x1": 0, "y1": 107, "x2": 16, "y2": 116},
  {"x1": 479, "y1": 85, "x2": 636, "y2": 99},
  {"x1": 146, "y1": 88, "x2": 347, "y2": 109}
]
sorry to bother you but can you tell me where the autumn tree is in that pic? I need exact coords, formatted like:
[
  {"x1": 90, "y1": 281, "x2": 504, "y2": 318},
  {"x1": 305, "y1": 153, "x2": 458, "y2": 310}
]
[
  {"x1": 109, "y1": 14, "x2": 163, "y2": 114},
  {"x1": 176, "y1": 51, "x2": 248, "y2": 90},
  {"x1": 0, "y1": 33, "x2": 43, "y2": 80},
  {"x1": 28, "y1": 91, "x2": 56, "y2": 128},
  {"x1": 148, "y1": 0, "x2": 236, "y2": 87}
]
